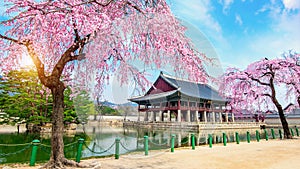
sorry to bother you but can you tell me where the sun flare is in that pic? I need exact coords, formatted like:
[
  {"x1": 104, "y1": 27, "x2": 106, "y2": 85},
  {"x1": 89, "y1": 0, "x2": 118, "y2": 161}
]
[{"x1": 20, "y1": 54, "x2": 35, "y2": 68}]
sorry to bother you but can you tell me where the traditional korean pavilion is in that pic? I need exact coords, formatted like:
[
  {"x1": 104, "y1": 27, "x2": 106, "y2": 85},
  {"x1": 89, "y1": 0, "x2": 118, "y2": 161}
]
[{"x1": 129, "y1": 72, "x2": 234, "y2": 123}]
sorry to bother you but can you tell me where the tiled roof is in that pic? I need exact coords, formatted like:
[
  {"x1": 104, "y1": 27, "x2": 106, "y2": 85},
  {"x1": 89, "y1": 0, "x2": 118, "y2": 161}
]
[
  {"x1": 160, "y1": 73, "x2": 226, "y2": 102},
  {"x1": 129, "y1": 90, "x2": 178, "y2": 102},
  {"x1": 129, "y1": 72, "x2": 227, "y2": 102}
]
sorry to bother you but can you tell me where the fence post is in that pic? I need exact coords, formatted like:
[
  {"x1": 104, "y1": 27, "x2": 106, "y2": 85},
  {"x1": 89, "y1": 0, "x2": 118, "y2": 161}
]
[
  {"x1": 296, "y1": 127, "x2": 299, "y2": 136},
  {"x1": 235, "y1": 132, "x2": 240, "y2": 144},
  {"x1": 144, "y1": 136, "x2": 149, "y2": 156},
  {"x1": 208, "y1": 134, "x2": 213, "y2": 148},
  {"x1": 247, "y1": 131, "x2": 250, "y2": 143},
  {"x1": 264, "y1": 129, "x2": 269, "y2": 141},
  {"x1": 76, "y1": 138, "x2": 84, "y2": 163},
  {"x1": 191, "y1": 134, "x2": 195, "y2": 150},
  {"x1": 29, "y1": 139, "x2": 40, "y2": 166},
  {"x1": 115, "y1": 138, "x2": 120, "y2": 159},
  {"x1": 255, "y1": 130, "x2": 260, "y2": 142},
  {"x1": 271, "y1": 128, "x2": 275, "y2": 139},
  {"x1": 223, "y1": 133, "x2": 227, "y2": 146},
  {"x1": 279, "y1": 129, "x2": 283, "y2": 139},
  {"x1": 92, "y1": 142, "x2": 96, "y2": 151},
  {"x1": 290, "y1": 128, "x2": 294, "y2": 137},
  {"x1": 171, "y1": 134, "x2": 175, "y2": 152}
]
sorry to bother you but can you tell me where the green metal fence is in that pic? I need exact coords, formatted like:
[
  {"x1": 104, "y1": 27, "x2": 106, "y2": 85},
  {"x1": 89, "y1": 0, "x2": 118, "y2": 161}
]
[{"x1": 0, "y1": 126, "x2": 298, "y2": 166}]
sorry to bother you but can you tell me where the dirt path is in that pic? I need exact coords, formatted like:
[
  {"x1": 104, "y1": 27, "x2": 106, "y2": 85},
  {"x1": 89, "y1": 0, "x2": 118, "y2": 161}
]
[
  {"x1": 96, "y1": 138, "x2": 300, "y2": 169},
  {"x1": 1, "y1": 138, "x2": 299, "y2": 169}
]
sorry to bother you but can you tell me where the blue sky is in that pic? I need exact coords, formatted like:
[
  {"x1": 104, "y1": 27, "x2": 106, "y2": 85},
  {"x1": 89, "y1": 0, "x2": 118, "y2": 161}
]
[
  {"x1": 170, "y1": 0, "x2": 300, "y2": 69},
  {"x1": 109, "y1": 0, "x2": 300, "y2": 103},
  {"x1": 1, "y1": 0, "x2": 300, "y2": 103}
]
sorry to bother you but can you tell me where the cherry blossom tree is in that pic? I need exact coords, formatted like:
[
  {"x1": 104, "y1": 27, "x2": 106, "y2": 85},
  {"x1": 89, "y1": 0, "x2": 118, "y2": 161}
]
[
  {"x1": 0, "y1": 0, "x2": 208, "y2": 168},
  {"x1": 281, "y1": 52, "x2": 300, "y2": 107},
  {"x1": 220, "y1": 55, "x2": 300, "y2": 139}
]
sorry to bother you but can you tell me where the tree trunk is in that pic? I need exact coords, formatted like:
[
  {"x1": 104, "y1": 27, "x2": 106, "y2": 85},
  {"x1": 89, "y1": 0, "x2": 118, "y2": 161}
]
[
  {"x1": 47, "y1": 82, "x2": 67, "y2": 168},
  {"x1": 43, "y1": 81, "x2": 91, "y2": 168},
  {"x1": 270, "y1": 76, "x2": 292, "y2": 139},
  {"x1": 270, "y1": 77, "x2": 292, "y2": 139},
  {"x1": 277, "y1": 106, "x2": 292, "y2": 139},
  {"x1": 297, "y1": 96, "x2": 300, "y2": 107}
]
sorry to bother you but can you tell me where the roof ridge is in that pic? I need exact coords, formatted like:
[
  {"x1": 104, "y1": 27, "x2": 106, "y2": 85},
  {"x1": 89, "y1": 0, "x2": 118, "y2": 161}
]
[
  {"x1": 159, "y1": 73, "x2": 179, "y2": 88},
  {"x1": 160, "y1": 72, "x2": 222, "y2": 98},
  {"x1": 160, "y1": 72, "x2": 204, "y2": 84},
  {"x1": 129, "y1": 89, "x2": 179, "y2": 101},
  {"x1": 130, "y1": 89, "x2": 179, "y2": 99}
]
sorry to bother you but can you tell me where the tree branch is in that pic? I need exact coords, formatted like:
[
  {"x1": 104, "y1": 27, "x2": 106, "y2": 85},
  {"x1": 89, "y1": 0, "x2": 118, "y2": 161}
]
[
  {"x1": 252, "y1": 77, "x2": 271, "y2": 86},
  {"x1": 24, "y1": 41, "x2": 48, "y2": 87},
  {"x1": 72, "y1": 19, "x2": 80, "y2": 43},
  {"x1": 0, "y1": 34, "x2": 48, "y2": 87},
  {"x1": 283, "y1": 103, "x2": 294, "y2": 111},
  {"x1": 259, "y1": 72, "x2": 273, "y2": 78},
  {"x1": 92, "y1": 0, "x2": 114, "y2": 7},
  {"x1": 245, "y1": 72, "x2": 270, "y2": 86},
  {"x1": 50, "y1": 35, "x2": 90, "y2": 80},
  {"x1": 0, "y1": 34, "x2": 24, "y2": 45},
  {"x1": 262, "y1": 93, "x2": 272, "y2": 98},
  {"x1": 125, "y1": 1, "x2": 144, "y2": 13}
]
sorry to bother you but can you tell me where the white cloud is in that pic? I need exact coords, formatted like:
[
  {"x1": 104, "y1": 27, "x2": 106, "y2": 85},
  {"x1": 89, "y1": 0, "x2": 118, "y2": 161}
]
[
  {"x1": 230, "y1": 14, "x2": 300, "y2": 68},
  {"x1": 251, "y1": 0, "x2": 300, "y2": 58},
  {"x1": 169, "y1": 0, "x2": 228, "y2": 49},
  {"x1": 235, "y1": 14, "x2": 243, "y2": 25},
  {"x1": 255, "y1": 0, "x2": 282, "y2": 17},
  {"x1": 219, "y1": 0, "x2": 234, "y2": 14},
  {"x1": 255, "y1": 5, "x2": 268, "y2": 15},
  {"x1": 282, "y1": 0, "x2": 300, "y2": 11},
  {"x1": 171, "y1": 0, "x2": 222, "y2": 33}
]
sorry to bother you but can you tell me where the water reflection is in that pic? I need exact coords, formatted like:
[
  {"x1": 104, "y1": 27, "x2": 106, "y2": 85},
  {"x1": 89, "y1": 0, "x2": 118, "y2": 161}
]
[{"x1": 80, "y1": 125, "x2": 262, "y2": 158}]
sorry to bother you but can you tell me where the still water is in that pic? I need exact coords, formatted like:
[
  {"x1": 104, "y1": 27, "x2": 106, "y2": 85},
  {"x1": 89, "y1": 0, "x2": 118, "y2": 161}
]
[{"x1": 0, "y1": 125, "x2": 270, "y2": 164}]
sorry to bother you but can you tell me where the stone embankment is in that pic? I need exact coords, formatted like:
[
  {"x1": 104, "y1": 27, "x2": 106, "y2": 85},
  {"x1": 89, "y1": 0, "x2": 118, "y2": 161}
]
[{"x1": 123, "y1": 121, "x2": 262, "y2": 131}]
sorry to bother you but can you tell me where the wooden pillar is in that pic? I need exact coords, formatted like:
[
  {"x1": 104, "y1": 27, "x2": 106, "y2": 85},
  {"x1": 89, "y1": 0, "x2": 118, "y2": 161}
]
[
  {"x1": 159, "y1": 110, "x2": 163, "y2": 122},
  {"x1": 225, "y1": 112, "x2": 229, "y2": 123},
  {"x1": 232, "y1": 113, "x2": 235, "y2": 122},
  {"x1": 212, "y1": 112, "x2": 215, "y2": 123},
  {"x1": 167, "y1": 110, "x2": 171, "y2": 121},
  {"x1": 219, "y1": 112, "x2": 222, "y2": 123},
  {"x1": 138, "y1": 111, "x2": 141, "y2": 121},
  {"x1": 144, "y1": 111, "x2": 148, "y2": 121},
  {"x1": 195, "y1": 111, "x2": 199, "y2": 122},
  {"x1": 187, "y1": 110, "x2": 191, "y2": 122},
  {"x1": 159, "y1": 103, "x2": 162, "y2": 121},
  {"x1": 152, "y1": 111, "x2": 156, "y2": 121},
  {"x1": 177, "y1": 110, "x2": 181, "y2": 122},
  {"x1": 204, "y1": 111, "x2": 207, "y2": 123},
  {"x1": 137, "y1": 104, "x2": 141, "y2": 121},
  {"x1": 187, "y1": 101, "x2": 190, "y2": 122}
]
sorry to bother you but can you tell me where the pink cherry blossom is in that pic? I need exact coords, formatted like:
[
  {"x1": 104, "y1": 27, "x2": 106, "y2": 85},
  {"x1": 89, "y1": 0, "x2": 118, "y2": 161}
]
[
  {"x1": 0, "y1": 0, "x2": 209, "y2": 167},
  {"x1": 219, "y1": 53, "x2": 299, "y2": 139}
]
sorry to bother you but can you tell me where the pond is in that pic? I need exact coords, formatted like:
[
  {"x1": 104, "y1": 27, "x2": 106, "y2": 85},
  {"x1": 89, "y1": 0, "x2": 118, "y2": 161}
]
[{"x1": 0, "y1": 125, "x2": 278, "y2": 164}]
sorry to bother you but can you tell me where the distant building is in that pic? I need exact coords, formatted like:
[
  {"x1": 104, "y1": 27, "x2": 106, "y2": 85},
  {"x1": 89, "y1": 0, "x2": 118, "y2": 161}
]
[{"x1": 129, "y1": 72, "x2": 234, "y2": 123}]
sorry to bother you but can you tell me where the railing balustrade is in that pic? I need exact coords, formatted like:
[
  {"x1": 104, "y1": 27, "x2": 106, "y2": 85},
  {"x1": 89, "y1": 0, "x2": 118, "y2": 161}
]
[{"x1": 0, "y1": 126, "x2": 298, "y2": 166}]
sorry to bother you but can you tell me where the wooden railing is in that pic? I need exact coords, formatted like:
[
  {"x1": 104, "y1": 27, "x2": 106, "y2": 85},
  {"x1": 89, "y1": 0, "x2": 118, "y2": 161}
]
[{"x1": 138, "y1": 106, "x2": 226, "y2": 112}]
